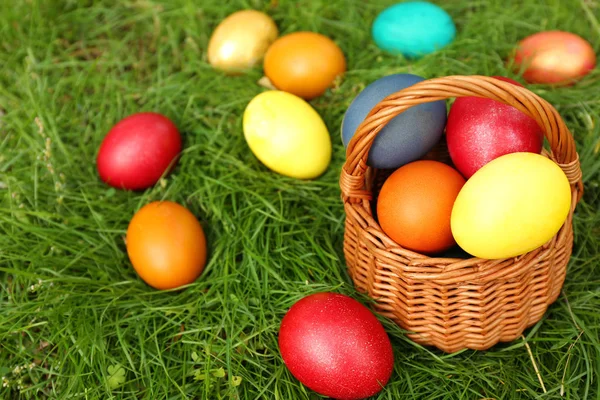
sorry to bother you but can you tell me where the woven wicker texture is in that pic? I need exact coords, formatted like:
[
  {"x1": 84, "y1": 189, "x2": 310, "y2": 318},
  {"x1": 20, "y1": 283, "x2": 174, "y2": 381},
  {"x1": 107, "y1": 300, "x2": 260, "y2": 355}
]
[{"x1": 340, "y1": 75, "x2": 583, "y2": 353}]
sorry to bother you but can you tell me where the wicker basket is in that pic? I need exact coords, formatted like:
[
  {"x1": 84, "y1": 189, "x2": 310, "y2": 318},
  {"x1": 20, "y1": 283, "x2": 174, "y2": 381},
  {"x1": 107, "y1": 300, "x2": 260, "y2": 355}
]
[{"x1": 340, "y1": 75, "x2": 583, "y2": 353}]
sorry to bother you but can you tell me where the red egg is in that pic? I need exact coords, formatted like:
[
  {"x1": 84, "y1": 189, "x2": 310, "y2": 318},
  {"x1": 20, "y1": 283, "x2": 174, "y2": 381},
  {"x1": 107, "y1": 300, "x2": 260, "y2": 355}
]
[
  {"x1": 97, "y1": 112, "x2": 182, "y2": 190},
  {"x1": 513, "y1": 31, "x2": 596, "y2": 85},
  {"x1": 278, "y1": 292, "x2": 394, "y2": 400},
  {"x1": 446, "y1": 76, "x2": 543, "y2": 178}
]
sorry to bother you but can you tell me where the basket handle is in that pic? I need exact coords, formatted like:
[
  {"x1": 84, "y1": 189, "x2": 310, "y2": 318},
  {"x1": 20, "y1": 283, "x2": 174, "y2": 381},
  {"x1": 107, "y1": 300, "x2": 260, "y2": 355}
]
[{"x1": 340, "y1": 75, "x2": 583, "y2": 204}]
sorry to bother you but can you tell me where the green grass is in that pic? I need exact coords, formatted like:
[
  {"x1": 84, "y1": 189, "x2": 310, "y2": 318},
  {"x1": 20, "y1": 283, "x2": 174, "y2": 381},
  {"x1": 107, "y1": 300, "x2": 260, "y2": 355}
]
[{"x1": 1, "y1": 0, "x2": 599, "y2": 398}]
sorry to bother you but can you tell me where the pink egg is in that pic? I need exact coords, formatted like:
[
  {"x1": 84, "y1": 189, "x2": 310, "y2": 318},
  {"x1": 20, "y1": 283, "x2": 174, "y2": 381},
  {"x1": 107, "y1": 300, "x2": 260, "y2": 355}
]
[{"x1": 513, "y1": 31, "x2": 596, "y2": 85}]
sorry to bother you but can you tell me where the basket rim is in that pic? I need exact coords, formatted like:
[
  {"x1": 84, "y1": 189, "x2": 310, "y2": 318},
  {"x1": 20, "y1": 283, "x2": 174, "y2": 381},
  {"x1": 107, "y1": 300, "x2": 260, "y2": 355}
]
[{"x1": 340, "y1": 75, "x2": 583, "y2": 199}]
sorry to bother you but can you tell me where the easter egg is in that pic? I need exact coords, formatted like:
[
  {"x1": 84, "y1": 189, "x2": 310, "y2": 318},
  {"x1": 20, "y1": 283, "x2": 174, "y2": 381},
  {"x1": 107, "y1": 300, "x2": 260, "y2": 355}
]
[
  {"x1": 97, "y1": 112, "x2": 181, "y2": 191},
  {"x1": 377, "y1": 160, "x2": 466, "y2": 254},
  {"x1": 446, "y1": 76, "x2": 544, "y2": 178},
  {"x1": 243, "y1": 91, "x2": 331, "y2": 179},
  {"x1": 341, "y1": 74, "x2": 447, "y2": 169},
  {"x1": 451, "y1": 153, "x2": 571, "y2": 259},
  {"x1": 372, "y1": 1, "x2": 456, "y2": 58},
  {"x1": 512, "y1": 31, "x2": 596, "y2": 85},
  {"x1": 279, "y1": 292, "x2": 394, "y2": 400},
  {"x1": 208, "y1": 10, "x2": 278, "y2": 73},
  {"x1": 126, "y1": 201, "x2": 207, "y2": 290},
  {"x1": 263, "y1": 32, "x2": 346, "y2": 100}
]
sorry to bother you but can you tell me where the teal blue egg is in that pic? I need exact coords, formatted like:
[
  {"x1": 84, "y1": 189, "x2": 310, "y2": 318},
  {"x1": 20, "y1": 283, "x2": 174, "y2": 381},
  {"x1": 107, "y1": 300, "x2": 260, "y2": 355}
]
[{"x1": 372, "y1": 1, "x2": 456, "y2": 58}]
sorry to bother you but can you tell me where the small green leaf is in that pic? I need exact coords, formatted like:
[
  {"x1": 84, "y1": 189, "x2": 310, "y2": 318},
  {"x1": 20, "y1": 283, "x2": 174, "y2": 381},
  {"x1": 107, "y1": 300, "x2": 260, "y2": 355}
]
[
  {"x1": 231, "y1": 375, "x2": 242, "y2": 387},
  {"x1": 191, "y1": 352, "x2": 199, "y2": 362},
  {"x1": 194, "y1": 370, "x2": 206, "y2": 381},
  {"x1": 15, "y1": 211, "x2": 30, "y2": 224},
  {"x1": 107, "y1": 365, "x2": 125, "y2": 389},
  {"x1": 105, "y1": 188, "x2": 116, "y2": 198},
  {"x1": 212, "y1": 367, "x2": 225, "y2": 378}
]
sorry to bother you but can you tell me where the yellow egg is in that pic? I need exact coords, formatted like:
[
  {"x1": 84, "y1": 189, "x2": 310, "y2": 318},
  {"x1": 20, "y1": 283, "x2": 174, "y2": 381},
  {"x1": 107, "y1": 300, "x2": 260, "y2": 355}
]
[
  {"x1": 451, "y1": 152, "x2": 571, "y2": 259},
  {"x1": 243, "y1": 91, "x2": 332, "y2": 179},
  {"x1": 208, "y1": 10, "x2": 278, "y2": 73}
]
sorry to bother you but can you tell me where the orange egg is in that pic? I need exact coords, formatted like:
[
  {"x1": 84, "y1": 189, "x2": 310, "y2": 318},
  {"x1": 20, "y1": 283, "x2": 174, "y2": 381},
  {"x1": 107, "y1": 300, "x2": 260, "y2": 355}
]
[
  {"x1": 126, "y1": 201, "x2": 207, "y2": 290},
  {"x1": 264, "y1": 32, "x2": 346, "y2": 100},
  {"x1": 513, "y1": 31, "x2": 596, "y2": 85},
  {"x1": 377, "y1": 160, "x2": 466, "y2": 254}
]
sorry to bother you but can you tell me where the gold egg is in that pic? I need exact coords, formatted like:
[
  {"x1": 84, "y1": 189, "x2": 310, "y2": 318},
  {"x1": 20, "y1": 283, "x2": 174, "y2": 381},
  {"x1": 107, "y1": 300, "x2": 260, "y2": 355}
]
[{"x1": 208, "y1": 10, "x2": 278, "y2": 73}]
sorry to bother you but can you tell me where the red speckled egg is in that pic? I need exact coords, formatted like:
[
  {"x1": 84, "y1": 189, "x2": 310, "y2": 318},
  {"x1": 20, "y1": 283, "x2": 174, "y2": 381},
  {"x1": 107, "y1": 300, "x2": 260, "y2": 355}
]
[
  {"x1": 279, "y1": 292, "x2": 394, "y2": 400},
  {"x1": 513, "y1": 31, "x2": 596, "y2": 85},
  {"x1": 446, "y1": 76, "x2": 544, "y2": 178},
  {"x1": 97, "y1": 112, "x2": 181, "y2": 190}
]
